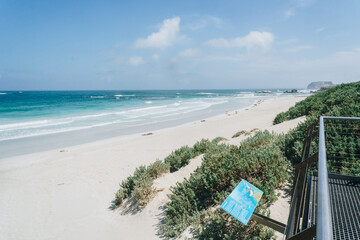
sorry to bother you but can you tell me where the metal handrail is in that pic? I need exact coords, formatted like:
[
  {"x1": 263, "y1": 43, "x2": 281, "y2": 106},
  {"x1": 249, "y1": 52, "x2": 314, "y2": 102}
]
[
  {"x1": 285, "y1": 116, "x2": 360, "y2": 239},
  {"x1": 323, "y1": 116, "x2": 360, "y2": 121},
  {"x1": 316, "y1": 116, "x2": 360, "y2": 239},
  {"x1": 317, "y1": 116, "x2": 333, "y2": 239}
]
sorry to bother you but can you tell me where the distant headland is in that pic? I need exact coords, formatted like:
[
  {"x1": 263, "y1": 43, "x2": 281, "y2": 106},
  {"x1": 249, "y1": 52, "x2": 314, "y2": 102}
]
[{"x1": 307, "y1": 81, "x2": 334, "y2": 89}]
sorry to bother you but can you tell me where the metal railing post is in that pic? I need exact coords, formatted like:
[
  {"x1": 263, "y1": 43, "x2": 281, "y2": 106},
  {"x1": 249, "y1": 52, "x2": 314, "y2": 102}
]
[{"x1": 317, "y1": 116, "x2": 333, "y2": 239}]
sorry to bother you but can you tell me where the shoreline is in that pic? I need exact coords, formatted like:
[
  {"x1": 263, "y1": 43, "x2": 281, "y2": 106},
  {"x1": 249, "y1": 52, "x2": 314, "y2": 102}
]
[
  {"x1": 0, "y1": 96, "x2": 306, "y2": 240},
  {"x1": 0, "y1": 97, "x2": 258, "y2": 159}
]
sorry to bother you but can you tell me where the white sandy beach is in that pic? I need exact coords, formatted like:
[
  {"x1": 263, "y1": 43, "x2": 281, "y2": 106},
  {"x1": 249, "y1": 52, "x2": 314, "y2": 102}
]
[{"x1": 0, "y1": 96, "x2": 306, "y2": 240}]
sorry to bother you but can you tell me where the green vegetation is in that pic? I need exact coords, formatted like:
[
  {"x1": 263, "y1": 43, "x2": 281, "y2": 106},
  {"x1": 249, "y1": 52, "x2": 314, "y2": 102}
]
[
  {"x1": 161, "y1": 131, "x2": 289, "y2": 238},
  {"x1": 273, "y1": 82, "x2": 360, "y2": 125},
  {"x1": 232, "y1": 128, "x2": 259, "y2": 138},
  {"x1": 159, "y1": 81, "x2": 360, "y2": 238},
  {"x1": 114, "y1": 81, "x2": 360, "y2": 238},
  {"x1": 275, "y1": 82, "x2": 360, "y2": 170},
  {"x1": 164, "y1": 146, "x2": 194, "y2": 173},
  {"x1": 164, "y1": 138, "x2": 227, "y2": 173},
  {"x1": 114, "y1": 138, "x2": 225, "y2": 209},
  {"x1": 114, "y1": 160, "x2": 169, "y2": 208},
  {"x1": 190, "y1": 208, "x2": 274, "y2": 240},
  {"x1": 325, "y1": 121, "x2": 360, "y2": 175}
]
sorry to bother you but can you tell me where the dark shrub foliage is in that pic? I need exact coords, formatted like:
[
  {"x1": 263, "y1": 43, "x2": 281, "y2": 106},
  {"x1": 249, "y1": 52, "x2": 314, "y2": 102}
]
[
  {"x1": 114, "y1": 161, "x2": 169, "y2": 208},
  {"x1": 275, "y1": 82, "x2": 360, "y2": 169},
  {"x1": 114, "y1": 138, "x2": 224, "y2": 208},
  {"x1": 232, "y1": 128, "x2": 260, "y2": 138},
  {"x1": 164, "y1": 146, "x2": 194, "y2": 173},
  {"x1": 273, "y1": 82, "x2": 360, "y2": 125},
  {"x1": 191, "y1": 208, "x2": 274, "y2": 240},
  {"x1": 161, "y1": 131, "x2": 289, "y2": 238}
]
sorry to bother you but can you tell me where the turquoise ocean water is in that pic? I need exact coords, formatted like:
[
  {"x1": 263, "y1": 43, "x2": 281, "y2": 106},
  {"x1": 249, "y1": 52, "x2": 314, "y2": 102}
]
[{"x1": 0, "y1": 89, "x2": 309, "y2": 143}]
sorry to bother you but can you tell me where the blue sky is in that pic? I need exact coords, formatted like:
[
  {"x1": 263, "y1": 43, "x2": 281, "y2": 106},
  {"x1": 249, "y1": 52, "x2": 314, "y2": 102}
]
[{"x1": 1, "y1": 0, "x2": 360, "y2": 90}]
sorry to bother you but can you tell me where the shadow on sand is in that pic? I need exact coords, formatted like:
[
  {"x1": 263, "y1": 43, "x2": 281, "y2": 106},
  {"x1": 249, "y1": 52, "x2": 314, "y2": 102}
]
[{"x1": 109, "y1": 196, "x2": 140, "y2": 215}]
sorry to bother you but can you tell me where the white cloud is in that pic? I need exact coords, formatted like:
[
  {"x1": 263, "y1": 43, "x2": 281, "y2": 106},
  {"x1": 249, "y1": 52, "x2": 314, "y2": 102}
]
[
  {"x1": 284, "y1": 45, "x2": 313, "y2": 53},
  {"x1": 178, "y1": 48, "x2": 199, "y2": 57},
  {"x1": 188, "y1": 16, "x2": 223, "y2": 30},
  {"x1": 195, "y1": 48, "x2": 360, "y2": 88},
  {"x1": 285, "y1": 0, "x2": 315, "y2": 18},
  {"x1": 134, "y1": 17, "x2": 181, "y2": 49},
  {"x1": 206, "y1": 31, "x2": 274, "y2": 50},
  {"x1": 152, "y1": 53, "x2": 160, "y2": 60},
  {"x1": 129, "y1": 56, "x2": 145, "y2": 66},
  {"x1": 207, "y1": 16, "x2": 222, "y2": 28},
  {"x1": 285, "y1": 9, "x2": 295, "y2": 18},
  {"x1": 171, "y1": 48, "x2": 199, "y2": 62}
]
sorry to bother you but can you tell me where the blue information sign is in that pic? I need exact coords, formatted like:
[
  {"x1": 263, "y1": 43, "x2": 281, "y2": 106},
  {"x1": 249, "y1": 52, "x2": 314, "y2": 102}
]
[{"x1": 221, "y1": 179, "x2": 263, "y2": 225}]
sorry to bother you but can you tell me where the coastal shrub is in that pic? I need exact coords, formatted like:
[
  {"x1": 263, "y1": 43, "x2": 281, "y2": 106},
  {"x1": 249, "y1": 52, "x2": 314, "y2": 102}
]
[
  {"x1": 157, "y1": 82, "x2": 360, "y2": 239},
  {"x1": 121, "y1": 165, "x2": 148, "y2": 197},
  {"x1": 276, "y1": 81, "x2": 360, "y2": 172},
  {"x1": 165, "y1": 138, "x2": 223, "y2": 173},
  {"x1": 324, "y1": 119, "x2": 360, "y2": 175},
  {"x1": 114, "y1": 188, "x2": 126, "y2": 206},
  {"x1": 147, "y1": 160, "x2": 170, "y2": 179},
  {"x1": 160, "y1": 131, "x2": 289, "y2": 238},
  {"x1": 164, "y1": 146, "x2": 194, "y2": 172},
  {"x1": 273, "y1": 82, "x2": 360, "y2": 125},
  {"x1": 132, "y1": 175, "x2": 156, "y2": 208},
  {"x1": 232, "y1": 130, "x2": 248, "y2": 138},
  {"x1": 273, "y1": 112, "x2": 287, "y2": 125},
  {"x1": 114, "y1": 137, "x2": 224, "y2": 209},
  {"x1": 241, "y1": 129, "x2": 274, "y2": 149},
  {"x1": 211, "y1": 136, "x2": 227, "y2": 144},
  {"x1": 232, "y1": 128, "x2": 260, "y2": 138},
  {"x1": 114, "y1": 161, "x2": 169, "y2": 208},
  {"x1": 193, "y1": 139, "x2": 212, "y2": 154},
  {"x1": 191, "y1": 208, "x2": 274, "y2": 240}
]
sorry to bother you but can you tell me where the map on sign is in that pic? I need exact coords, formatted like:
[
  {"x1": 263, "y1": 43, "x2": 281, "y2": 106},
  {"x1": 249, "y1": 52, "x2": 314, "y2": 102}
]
[{"x1": 221, "y1": 179, "x2": 263, "y2": 225}]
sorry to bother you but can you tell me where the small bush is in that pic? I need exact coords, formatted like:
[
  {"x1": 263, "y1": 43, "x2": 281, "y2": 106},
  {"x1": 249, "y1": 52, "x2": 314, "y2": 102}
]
[
  {"x1": 275, "y1": 82, "x2": 360, "y2": 168},
  {"x1": 232, "y1": 130, "x2": 248, "y2": 138},
  {"x1": 132, "y1": 175, "x2": 156, "y2": 208},
  {"x1": 120, "y1": 165, "x2": 148, "y2": 196},
  {"x1": 273, "y1": 112, "x2": 288, "y2": 124},
  {"x1": 165, "y1": 138, "x2": 223, "y2": 173},
  {"x1": 164, "y1": 146, "x2": 194, "y2": 172},
  {"x1": 114, "y1": 188, "x2": 126, "y2": 206},
  {"x1": 232, "y1": 128, "x2": 260, "y2": 138},
  {"x1": 147, "y1": 160, "x2": 170, "y2": 179},
  {"x1": 191, "y1": 208, "x2": 274, "y2": 240},
  {"x1": 114, "y1": 136, "x2": 231, "y2": 209},
  {"x1": 114, "y1": 161, "x2": 169, "y2": 209},
  {"x1": 274, "y1": 82, "x2": 360, "y2": 125},
  {"x1": 193, "y1": 139, "x2": 212, "y2": 154},
  {"x1": 211, "y1": 137, "x2": 227, "y2": 144}
]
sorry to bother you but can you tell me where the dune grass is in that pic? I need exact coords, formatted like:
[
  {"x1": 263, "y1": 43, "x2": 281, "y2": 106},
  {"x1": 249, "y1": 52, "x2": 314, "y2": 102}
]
[
  {"x1": 232, "y1": 128, "x2": 259, "y2": 138},
  {"x1": 114, "y1": 138, "x2": 225, "y2": 209}
]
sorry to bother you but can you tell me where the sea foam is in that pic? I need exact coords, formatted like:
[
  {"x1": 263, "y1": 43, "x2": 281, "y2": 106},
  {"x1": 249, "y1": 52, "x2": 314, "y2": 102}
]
[{"x1": 1, "y1": 90, "x2": 297, "y2": 142}]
